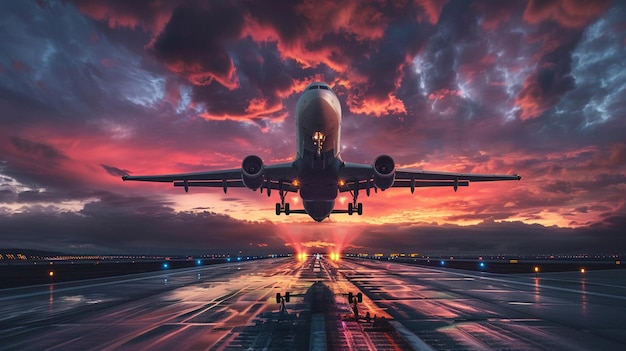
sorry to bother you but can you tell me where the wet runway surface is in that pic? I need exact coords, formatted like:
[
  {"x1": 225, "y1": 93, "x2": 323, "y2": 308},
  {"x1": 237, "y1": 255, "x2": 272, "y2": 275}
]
[{"x1": 1, "y1": 257, "x2": 625, "y2": 350}]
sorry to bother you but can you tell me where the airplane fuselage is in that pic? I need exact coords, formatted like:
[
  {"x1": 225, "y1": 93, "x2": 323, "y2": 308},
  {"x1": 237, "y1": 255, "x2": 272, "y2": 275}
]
[{"x1": 294, "y1": 83, "x2": 343, "y2": 221}]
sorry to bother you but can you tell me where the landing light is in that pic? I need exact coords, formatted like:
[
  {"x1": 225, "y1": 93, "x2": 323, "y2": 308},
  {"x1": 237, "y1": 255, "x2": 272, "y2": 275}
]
[
  {"x1": 292, "y1": 179, "x2": 300, "y2": 187},
  {"x1": 339, "y1": 180, "x2": 345, "y2": 186},
  {"x1": 312, "y1": 131, "x2": 325, "y2": 141}
]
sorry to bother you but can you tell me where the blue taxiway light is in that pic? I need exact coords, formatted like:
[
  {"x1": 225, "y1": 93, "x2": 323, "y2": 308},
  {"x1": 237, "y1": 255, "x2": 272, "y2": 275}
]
[
  {"x1": 237, "y1": 257, "x2": 242, "y2": 261},
  {"x1": 440, "y1": 260, "x2": 445, "y2": 266},
  {"x1": 479, "y1": 262, "x2": 485, "y2": 268},
  {"x1": 196, "y1": 259, "x2": 202, "y2": 265},
  {"x1": 162, "y1": 263, "x2": 169, "y2": 269},
  {"x1": 226, "y1": 258, "x2": 231, "y2": 262}
]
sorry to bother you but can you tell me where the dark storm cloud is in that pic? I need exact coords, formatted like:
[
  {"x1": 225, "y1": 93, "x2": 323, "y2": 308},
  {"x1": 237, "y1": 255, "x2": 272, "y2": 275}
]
[
  {"x1": 152, "y1": 1, "x2": 244, "y2": 89},
  {"x1": 101, "y1": 164, "x2": 131, "y2": 177},
  {"x1": 9, "y1": 137, "x2": 68, "y2": 164},
  {"x1": 1, "y1": 136, "x2": 74, "y2": 189},
  {"x1": 353, "y1": 215, "x2": 626, "y2": 255},
  {"x1": 523, "y1": 0, "x2": 611, "y2": 28},
  {"x1": 0, "y1": 192, "x2": 281, "y2": 254},
  {"x1": 16, "y1": 190, "x2": 103, "y2": 204},
  {"x1": 69, "y1": 0, "x2": 178, "y2": 30}
]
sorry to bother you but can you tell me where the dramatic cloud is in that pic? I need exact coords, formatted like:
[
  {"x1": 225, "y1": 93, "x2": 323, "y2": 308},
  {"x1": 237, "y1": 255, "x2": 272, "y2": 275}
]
[{"x1": 1, "y1": 0, "x2": 624, "y2": 255}]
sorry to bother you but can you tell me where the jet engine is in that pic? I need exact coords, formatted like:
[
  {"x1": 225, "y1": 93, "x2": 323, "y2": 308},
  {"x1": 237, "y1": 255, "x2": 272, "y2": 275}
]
[
  {"x1": 241, "y1": 155, "x2": 264, "y2": 190},
  {"x1": 373, "y1": 155, "x2": 395, "y2": 190}
]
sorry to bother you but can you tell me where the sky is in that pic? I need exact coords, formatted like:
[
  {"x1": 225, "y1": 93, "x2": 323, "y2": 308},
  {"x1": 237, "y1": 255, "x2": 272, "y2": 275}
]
[{"x1": 1, "y1": 0, "x2": 625, "y2": 256}]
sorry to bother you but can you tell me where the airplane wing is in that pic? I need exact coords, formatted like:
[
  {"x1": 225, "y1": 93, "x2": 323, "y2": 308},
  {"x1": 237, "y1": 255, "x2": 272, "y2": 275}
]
[
  {"x1": 122, "y1": 162, "x2": 299, "y2": 194},
  {"x1": 339, "y1": 163, "x2": 520, "y2": 193}
]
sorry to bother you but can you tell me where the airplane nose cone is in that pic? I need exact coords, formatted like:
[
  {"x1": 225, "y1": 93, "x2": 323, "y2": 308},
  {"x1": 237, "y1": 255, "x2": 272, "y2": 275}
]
[{"x1": 301, "y1": 95, "x2": 337, "y2": 128}]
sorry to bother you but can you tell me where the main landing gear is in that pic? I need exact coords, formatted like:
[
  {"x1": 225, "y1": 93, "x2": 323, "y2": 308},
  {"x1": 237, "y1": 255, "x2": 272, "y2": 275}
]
[
  {"x1": 348, "y1": 202, "x2": 363, "y2": 216},
  {"x1": 347, "y1": 182, "x2": 363, "y2": 216},
  {"x1": 276, "y1": 202, "x2": 290, "y2": 215},
  {"x1": 275, "y1": 180, "x2": 290, "y2": 215}
]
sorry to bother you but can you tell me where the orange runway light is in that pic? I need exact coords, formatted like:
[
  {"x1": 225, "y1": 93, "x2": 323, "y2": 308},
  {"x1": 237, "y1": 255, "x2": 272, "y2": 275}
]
[
  {"x1": 48, "y1": 271, "x2": 54, "y2": 277},
  {"x1": 580, "y1": 268, "x2": 586, "y2": 274}
]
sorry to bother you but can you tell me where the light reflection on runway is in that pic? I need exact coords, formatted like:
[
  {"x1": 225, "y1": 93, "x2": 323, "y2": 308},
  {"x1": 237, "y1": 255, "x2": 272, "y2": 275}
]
[
  {"x1": 1, "y1": 257, "x2": 626, "y2": 350},
  {"x1": 339, "y1": 259, "x2": 626, "y2": 350}
]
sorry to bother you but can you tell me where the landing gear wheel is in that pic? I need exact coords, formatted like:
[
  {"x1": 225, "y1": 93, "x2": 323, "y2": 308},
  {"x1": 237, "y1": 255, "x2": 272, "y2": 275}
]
[
  {"x1": 348, "y1": 203, "x2": 353, "y2": 215},
  {"x1": 357, "y1": 203, "x2": 363, "y2": 215},
  {"x1": 284, "y1": 203, "x2": 290, "y2": 215},
  {"x1": 275, "y1": 203, "x2": 281, "y2": 216}
]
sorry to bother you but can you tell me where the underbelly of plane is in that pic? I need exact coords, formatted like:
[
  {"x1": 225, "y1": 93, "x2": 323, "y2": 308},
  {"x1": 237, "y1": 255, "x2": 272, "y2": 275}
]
[
  {"x1": 303, "y1": 200, "x2": 334, "y2": 222},
  {"x1": 299, "y1": 182, "x2": 337, "y2": 201}
]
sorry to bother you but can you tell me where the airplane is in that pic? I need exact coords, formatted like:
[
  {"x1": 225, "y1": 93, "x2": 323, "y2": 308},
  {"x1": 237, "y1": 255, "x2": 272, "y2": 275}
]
[{"x1": 122, "y1": 82, "x2": 521, "y2": 222}]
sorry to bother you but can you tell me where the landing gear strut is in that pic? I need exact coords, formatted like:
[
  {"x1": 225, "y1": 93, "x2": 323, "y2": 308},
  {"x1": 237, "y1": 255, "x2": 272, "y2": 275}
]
[
  {"x1": 347, "y1": 180, "x2": 363, "y2": 216},
  {"x1": 275, "y1": 180, "x2": 290, "y2": 215}
]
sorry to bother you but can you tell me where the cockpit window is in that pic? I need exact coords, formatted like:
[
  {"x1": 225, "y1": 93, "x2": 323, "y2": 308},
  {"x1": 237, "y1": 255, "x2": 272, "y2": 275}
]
[{"x1": 307, "y1": 84, "x2": 333, "y2": 91}]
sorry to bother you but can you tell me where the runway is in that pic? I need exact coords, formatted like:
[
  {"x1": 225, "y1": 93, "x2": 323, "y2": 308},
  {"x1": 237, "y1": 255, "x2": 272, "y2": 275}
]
[{"x1": 1, "y1": 257, "x2": 625, "y2": 350}]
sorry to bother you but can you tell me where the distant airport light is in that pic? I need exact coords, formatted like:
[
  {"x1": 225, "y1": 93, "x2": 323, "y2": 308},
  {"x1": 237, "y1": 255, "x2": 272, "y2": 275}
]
[
  {"x1": 162, "y1": 263, "x2": 169, "y2": 269},
  {"x1": 580, "y1": 268, "x2": 586, "y2": 274},
  {"x1": 196, "y1": 259, "x2": 202, "y2": 265},
  {"x1": 226, "y1": 258, "x2": 231, "y2": 262},
  {"x1": 328, "y1": 252, "x2": 340, "y2": 261},
  {"x1": 479, "y1": 262, "x2": 485, "y2": 268},
  {"x1": 440, "y1": 260, "x2": 445, "y2": 266},
  {"x1": 48, "y1": 271, "x2": 54, "y2": 277},
  {"x1": 534, "y1": 266, "x2": 539, "y2": 273}
]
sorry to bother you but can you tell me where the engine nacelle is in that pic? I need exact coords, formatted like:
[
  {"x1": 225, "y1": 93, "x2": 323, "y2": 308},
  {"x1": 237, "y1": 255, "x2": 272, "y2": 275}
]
[
  {"x1": 373, "y1": 155, "x2": 395, "y2": 190},
  {"x1": 241, "y1": 155, "x2": 264, "y2": 190}
]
